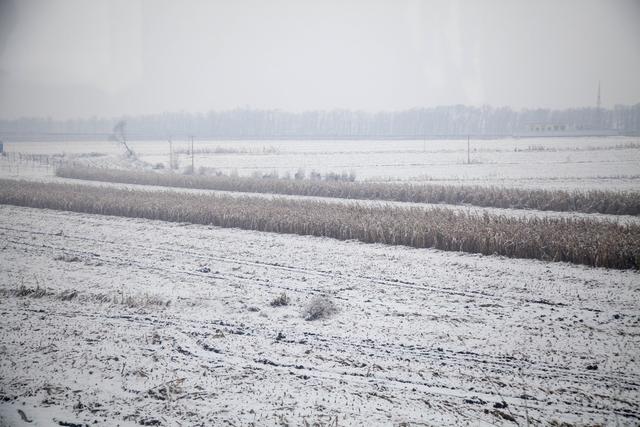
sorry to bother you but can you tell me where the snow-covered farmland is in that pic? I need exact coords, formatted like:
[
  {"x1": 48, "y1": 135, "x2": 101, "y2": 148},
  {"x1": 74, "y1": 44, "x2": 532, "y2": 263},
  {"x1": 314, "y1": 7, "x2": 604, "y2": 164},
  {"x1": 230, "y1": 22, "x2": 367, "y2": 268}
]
[
  {"x1": 1, "y1": 205, "x2": 639, "y2": 426},
  {"x1": 0, "y1": 137, "x2": 639, "y2": 426},
  {"x1": 2, "y1": 136, "x2": 640, "y2": 190}
]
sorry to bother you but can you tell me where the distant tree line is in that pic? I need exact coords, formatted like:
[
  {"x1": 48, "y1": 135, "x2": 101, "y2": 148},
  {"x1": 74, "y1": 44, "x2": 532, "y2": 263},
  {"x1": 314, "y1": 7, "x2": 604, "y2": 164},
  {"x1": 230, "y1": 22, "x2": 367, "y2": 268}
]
[{"x1": 1, "y1": 104, "x2": 639, "y2": 140}]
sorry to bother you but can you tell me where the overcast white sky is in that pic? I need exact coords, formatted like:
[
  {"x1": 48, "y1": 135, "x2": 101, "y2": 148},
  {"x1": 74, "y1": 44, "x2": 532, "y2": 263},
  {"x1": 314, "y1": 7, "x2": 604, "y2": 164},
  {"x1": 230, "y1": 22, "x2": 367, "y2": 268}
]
[{"x1": 0, "y1": 0, "x2": 639, "y2": 119}]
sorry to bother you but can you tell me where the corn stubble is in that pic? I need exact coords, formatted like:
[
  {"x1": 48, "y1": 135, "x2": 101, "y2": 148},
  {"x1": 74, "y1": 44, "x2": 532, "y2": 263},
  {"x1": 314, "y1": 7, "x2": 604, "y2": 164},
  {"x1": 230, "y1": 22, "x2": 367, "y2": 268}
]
[
  {"x1": 56, "y1": 165, "x2": 640, "y2": 215},
  {"x1": 1, "y1": 179, "x2": 638, "y2": 269}
]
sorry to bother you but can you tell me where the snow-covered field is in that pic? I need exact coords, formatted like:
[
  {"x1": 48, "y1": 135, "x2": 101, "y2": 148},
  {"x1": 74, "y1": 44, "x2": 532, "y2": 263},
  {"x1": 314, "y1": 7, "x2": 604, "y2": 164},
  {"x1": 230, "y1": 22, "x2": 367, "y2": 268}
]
[
  {"x1": 1, "y1": 205, "x2": 639, "y2": 426},
  {"x1": 0, "y1": 137, "x2": 639, "y2": 426},
  {"x1": 2, "y1": 154, "x2": 639, "y2": 227},
  {"x1": 2, "y1": 136, "x2": 640, "y2": 190}
]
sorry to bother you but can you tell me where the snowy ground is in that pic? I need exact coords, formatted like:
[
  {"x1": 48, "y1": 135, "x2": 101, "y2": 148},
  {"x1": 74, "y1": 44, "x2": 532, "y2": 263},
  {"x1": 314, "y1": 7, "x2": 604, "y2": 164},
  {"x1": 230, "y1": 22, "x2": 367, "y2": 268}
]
[
  {"x1": 1, "y1": 137, "x2": 639, "y2": 425},
  {"x1": 2, "y1": 136, "x2": 640, "y2": 190},
  {"x1": 1, "y1": 205, "x2": 639, "y2": 426}
]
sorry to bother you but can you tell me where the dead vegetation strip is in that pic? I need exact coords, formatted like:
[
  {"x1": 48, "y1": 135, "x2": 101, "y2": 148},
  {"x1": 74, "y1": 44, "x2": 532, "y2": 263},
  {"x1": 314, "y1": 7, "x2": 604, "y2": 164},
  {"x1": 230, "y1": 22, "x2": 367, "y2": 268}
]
[
  {"x1": 0, "y1": 179, "x2": 638, "y2": 269},
  {"x1": 1, "y1": 283, "x2": 170, "y2": 308},
  {"x1": 56, "y1": 165, "x2": 640, "y2": 215}
]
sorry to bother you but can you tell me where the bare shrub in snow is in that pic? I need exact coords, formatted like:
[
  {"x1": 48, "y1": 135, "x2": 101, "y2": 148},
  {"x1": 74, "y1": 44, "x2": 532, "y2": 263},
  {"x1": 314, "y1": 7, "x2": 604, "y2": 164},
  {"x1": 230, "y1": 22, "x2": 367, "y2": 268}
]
[
  {"x1": 90, "y1": 292, "x2": 171, "y2": 308},
  {"x1": 270, "y1": 292, "x2": 290, "y2": 307},
  {"x1": 302, "y1": 295, "x2": 337, "y2": 321},
  {"x1": 58, "y1": 289, "x2": 78, "y2": 301},
  {"x1": 173, "y1": 145, "x2": 280, "y2": 155},
  {"x1": 54, "y1": 253, "x2": 81, "y2": 263},
  {"x1": 14, "y1": 284, "x2": 48, "y2": 298}
]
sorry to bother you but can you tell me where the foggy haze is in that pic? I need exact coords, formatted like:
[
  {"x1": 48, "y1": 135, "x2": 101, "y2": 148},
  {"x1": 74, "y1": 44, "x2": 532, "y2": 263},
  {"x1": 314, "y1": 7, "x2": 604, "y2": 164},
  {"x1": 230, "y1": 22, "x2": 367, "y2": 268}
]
[
  {"x1": 2, "y1": 3, "x2": 640, "y2": 426},
  {"x1": 0, "y1": 0, "x2": 639, "y2": 119}
]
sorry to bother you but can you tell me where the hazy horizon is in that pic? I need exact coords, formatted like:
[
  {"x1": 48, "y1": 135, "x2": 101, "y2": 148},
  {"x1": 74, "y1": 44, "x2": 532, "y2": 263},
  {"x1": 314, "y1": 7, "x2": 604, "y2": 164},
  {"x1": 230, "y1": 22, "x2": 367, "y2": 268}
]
[{"x1": 1, "y1": 0, "x2": 639, "y2": 120}]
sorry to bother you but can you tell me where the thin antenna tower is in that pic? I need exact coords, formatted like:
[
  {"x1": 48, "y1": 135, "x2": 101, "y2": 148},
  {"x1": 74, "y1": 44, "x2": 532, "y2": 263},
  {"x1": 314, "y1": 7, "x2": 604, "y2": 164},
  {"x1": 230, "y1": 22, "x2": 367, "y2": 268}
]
[{"x1": 596, "y1": 81, "x2": 602, "y2": 129}]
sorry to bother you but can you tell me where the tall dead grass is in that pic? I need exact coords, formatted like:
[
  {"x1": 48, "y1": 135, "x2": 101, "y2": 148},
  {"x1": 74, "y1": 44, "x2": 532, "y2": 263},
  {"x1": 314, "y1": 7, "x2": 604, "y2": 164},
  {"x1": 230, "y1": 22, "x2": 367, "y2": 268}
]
[
  {"x1": 2, "y1": 179, "x2": 639, "y2": 269},
  {"x1": 56, "y1": 165, "x2": 640, "y2": 216}
]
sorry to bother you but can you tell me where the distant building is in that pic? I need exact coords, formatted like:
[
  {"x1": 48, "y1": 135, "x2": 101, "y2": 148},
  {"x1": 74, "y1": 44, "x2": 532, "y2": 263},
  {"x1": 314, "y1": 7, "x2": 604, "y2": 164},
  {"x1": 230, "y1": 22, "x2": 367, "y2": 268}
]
[
  {"x1": 527, "y1": 123, "x2": 569, "y2": 133},
  {"x1": 517, "y1": 122, "x2": 617, "y2": 137}
]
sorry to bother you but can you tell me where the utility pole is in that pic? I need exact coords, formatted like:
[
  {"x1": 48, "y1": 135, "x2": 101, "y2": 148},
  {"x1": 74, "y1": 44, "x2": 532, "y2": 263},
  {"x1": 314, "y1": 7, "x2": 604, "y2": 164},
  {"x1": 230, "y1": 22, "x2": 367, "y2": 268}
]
[
  {"x1": 596, "y1": 81, "x2": 602, "y2": 130},
  {"x1": 467, "y1": 135, "x2": 470, "y2": 164},
  {"x1": 190, "y1": 135, "x2": 194, "y2": 173}
]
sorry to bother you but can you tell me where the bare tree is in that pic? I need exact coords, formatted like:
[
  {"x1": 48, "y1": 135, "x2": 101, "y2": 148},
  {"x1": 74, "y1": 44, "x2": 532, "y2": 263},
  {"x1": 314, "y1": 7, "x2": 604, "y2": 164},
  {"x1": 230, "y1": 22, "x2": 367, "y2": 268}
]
[{"x1": 112, "y1": 120, "x2": 135, "y2": 158}]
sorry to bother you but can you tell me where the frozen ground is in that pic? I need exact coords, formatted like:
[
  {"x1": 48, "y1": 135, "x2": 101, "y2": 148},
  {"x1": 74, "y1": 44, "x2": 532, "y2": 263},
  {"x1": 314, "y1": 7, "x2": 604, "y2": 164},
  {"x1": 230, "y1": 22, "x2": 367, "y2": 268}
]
[
  {"x1": 2, "y1": 136, "x2": 640, "y2": 190},
  {"x1": 1, "y1": 205, "x2": 639, "y2": 426}
]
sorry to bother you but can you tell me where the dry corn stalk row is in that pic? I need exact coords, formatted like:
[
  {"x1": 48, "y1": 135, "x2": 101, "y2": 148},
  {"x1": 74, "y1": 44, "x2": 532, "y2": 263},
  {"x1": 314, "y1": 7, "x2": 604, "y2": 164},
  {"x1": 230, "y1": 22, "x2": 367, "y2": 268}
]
[
  {"x1": 56, "y1": 165, "x2": 640, "y2": 216},
  {"x1": 1, "y1": 178, "x2": 638, "y2": 269}
]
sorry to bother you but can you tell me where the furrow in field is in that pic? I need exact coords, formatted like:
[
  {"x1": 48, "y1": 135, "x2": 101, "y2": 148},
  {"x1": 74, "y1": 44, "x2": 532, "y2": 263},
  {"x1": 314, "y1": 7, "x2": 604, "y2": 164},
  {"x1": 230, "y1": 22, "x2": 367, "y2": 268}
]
[
  {"x1": 1, "y1": 205, "x2": 638, "y2": 425},
  {"x1": 0, "y1": 217, "x2": 623, "y2": 309},
  {"x1": 3, "y1": 288, "x2": 639, "y2": 423}
]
